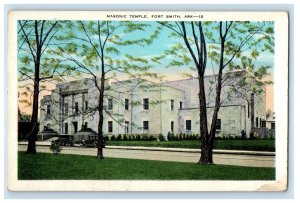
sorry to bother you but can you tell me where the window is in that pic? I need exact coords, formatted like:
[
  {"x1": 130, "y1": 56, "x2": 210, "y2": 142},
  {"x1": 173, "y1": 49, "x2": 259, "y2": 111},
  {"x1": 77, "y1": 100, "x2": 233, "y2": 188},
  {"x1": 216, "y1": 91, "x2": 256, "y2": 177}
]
[
  {"x1": 72, "y1": 121, "x2": 78, "y2": 133},
  {"x1": 186, "y1": 120, "x2": 191, "y2": 131},
  {"x1": 143, "y1": 121, "x2": 149, "y2": 132},
  {"x1": 247, "y1": 103, "x2": 250, "y2": 118},
  {"x1": 171, "y1": 99, "x2": 174, "y2": 110},
  {"x1": 216, "y1": 119, "x2": 221, "y2": 130},
  {"x1": 143, "y1": 98, "x2": 149, "y2": 110},
  {"x1": 108, "y1": 98, "x2": 113, "y2": 110},
  {"x1": 108, "y1": 121, "x2": 113, "y2": 133},
  {"x1": 64, "y1": 103, "x2": 68, "y2": 116},
  {"x1": 125, "y1": 99, "x2": 129, "y2": 110},
  {"x1": 64, "y1": 123, "x2": 68, "y2": 134},
  {"x1": 261, "y1": 120, "x2": 266, "y2": 128},
  {"x1": 171, "y1": 121, "x2": 174, "y2": 132},
  {"x1": 271, "y1": 122, "x2": 275, "y2": 130},
  {"x1": 75, "y1": 102, "x2": 79, "y2": 114},
  {"x1": 256, "y1": 117, "x2": 258, "y2": 128},
  {"x1": 85, "y1": 101, "x2": 88, "y2": 110},
  {"x1": 180, "y1": 101, "x2": 183, "y2": 109},
  {"x1": 85, "y1": 122, "x2": 88, "y2": 129},
  {"x1": 260, "y1": 118, "x2": 262, "y2": 127},
  {"x1": 46, "y1": 104, "x2": 51, "y2": 115}
]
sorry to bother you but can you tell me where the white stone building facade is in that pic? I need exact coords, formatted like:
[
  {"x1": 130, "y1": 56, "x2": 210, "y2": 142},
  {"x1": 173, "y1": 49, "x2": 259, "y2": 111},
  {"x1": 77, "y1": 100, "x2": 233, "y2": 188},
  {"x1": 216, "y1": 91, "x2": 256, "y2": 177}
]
[{"x1": 40, "y1": 73, "x2": 266, "y2": 138}]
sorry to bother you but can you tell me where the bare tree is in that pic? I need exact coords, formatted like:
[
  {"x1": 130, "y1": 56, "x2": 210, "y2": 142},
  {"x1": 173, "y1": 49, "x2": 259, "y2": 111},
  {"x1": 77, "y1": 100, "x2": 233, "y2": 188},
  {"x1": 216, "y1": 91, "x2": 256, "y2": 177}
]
[
  {"x1": 156, "y1": 21, "x2": 274, "y2": 164},
  {"x1": 18, "y1": 20, "x2": 64, "y2": 153},
  {"x1": 50, "y1": 20, "x2": 160, "y2": 159}
]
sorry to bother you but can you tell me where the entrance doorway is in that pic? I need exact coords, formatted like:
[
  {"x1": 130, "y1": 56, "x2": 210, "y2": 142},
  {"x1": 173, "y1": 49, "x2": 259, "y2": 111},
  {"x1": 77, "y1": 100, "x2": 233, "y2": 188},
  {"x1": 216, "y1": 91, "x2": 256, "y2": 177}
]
[{"x1": 72, "y1": 121, "x2": 78, "y2": 134}]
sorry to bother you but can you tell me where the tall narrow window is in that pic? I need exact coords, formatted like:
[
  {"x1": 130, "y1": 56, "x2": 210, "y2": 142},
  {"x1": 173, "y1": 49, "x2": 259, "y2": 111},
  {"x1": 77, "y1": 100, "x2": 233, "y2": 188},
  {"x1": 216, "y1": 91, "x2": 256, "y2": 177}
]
[
  {"x1": 125, "y1": 99, "x2": 129, "y2": 110},
  {"x1": 108, "y1": 98, "x2": 113, "y2": 110},
  {"x1": 64, "y1": 123, "x2": 68, "y2": 134},
  {"x1": 171, "y1": 99, "x2": 174, "y2": 110},
  {"x1": 260, "y1": 118, "x2": 262, "y2": 127},
  {"x1": 186, "y1": 120, "x2": 191, "y2": 131},
  {"x1": 143, "y1": 98, "x2": 149, "y2": 110},
  {"x1": 46, "y1": 104, "x2": 51, "y2": 115},
  {"x1": 64, "y1": 103, "x2": 68, "y2": 116},
  {"x1": 256, "y1": 117, "x2": 258, "y2": 128},
  {"x1": 108, "y1": 121, "x2": 113, "y2": 133},
  {"x1": 85, "y1": 101, "x2": 88, "y2": 110},
  {"x1": 171, "y1": 121, "x2": 174, "y2": 132},
  {"x1": 143, "y1": 121, "x2": 149, "y2": 132},
  {"x1": 85, "y1": 122, "x2": 88, "y2": 129},
  {"x1": 180, "y1": 101, "x2": 183, "y2": 109},
  {"x1": 248, "y1": 103, "x2": 250, "y2": 118},
  {"x1": 216, "y1": 119, "x2": 221, "y2": 130},
  {"x1": 75, "y1": 102, "x2": 79, "y2": 114}
]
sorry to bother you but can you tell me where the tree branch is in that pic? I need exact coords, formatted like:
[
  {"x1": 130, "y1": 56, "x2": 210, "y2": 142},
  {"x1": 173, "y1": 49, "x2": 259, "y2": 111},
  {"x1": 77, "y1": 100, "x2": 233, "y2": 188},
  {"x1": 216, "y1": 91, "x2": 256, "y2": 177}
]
[
  {"x1": 78, "y1": 21, "x2": 102, "y2": 59},
  {"x1": 18, "y1": 21, "x2": 37, "y2": 62},
  {"x1": 180, "y1": 21, "x2": 199, "y2": 68}
]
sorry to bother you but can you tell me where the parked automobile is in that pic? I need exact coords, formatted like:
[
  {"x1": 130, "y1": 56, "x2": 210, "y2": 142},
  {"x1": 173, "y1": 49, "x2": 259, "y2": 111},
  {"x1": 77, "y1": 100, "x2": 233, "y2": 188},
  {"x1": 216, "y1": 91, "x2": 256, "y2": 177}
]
[
  {"x1": 80, "y1": 135, "x2": 105, "y2": 148},
  {"x1": 52, "y1": 135, "x2": 74, "y2": 147}
]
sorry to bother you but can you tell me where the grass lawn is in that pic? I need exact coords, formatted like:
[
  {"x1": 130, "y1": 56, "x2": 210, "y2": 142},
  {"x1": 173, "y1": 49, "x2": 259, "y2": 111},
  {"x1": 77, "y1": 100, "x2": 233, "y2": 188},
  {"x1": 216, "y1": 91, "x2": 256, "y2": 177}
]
[
  {"x1": 106, "y1": 139, "x2": 275, "y2": 152},
  {"x1": 18, "y1": 152, "x2": 275, "y2": 180}
]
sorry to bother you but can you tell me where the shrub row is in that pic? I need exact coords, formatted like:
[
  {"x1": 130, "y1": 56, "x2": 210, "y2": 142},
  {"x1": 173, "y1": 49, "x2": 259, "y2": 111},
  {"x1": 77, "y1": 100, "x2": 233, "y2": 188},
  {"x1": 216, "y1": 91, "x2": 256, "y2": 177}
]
[
  {"x1": 103, "y1": 133, "x2": 275, "y2": 142},
  {"x1": 216, "y1": 134, "x2": 275, "y2": 140},
  {"x1": 167, "y1": 133, "x2": 200, "y2": 141},
  {"x1": 104, "y1": 134, "x2": 165, "y2": 141}
]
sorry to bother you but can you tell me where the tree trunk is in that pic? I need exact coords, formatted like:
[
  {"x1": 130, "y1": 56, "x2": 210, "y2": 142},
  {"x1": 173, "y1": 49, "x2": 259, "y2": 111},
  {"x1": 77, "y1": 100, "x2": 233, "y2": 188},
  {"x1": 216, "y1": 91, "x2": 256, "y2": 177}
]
[
  {"x1": 199, "y1": 26, "x2": 225, "y2": 163},
  {"x1": 26, "y1": 59, "x2": 40, "y2": 154},
  {"x1": 197, "y1": 75, "x2": 212, "y2": 164},
  {"x1": 26, "y1": 21, "x2": 42, "y2": 154},
  {"x1": 97, "y1": 58, "x2": 105, "y2": 159},
  {"x1": 201, "y1": 29, "x2": 225, "y2": 164},
  {"x1": 97, "y1": 85, "x2": 104, "y2": 159}
]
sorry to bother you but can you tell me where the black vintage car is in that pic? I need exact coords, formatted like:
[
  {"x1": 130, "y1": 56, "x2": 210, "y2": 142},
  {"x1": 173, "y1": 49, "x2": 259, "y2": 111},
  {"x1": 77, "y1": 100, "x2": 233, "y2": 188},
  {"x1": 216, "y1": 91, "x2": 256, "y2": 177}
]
[
  {"x1": 52, "y1": 135, "x2": 74, "y2": 146},
  {"x1": 80, "y1": 135, "x2": 105, "y2": 148}
]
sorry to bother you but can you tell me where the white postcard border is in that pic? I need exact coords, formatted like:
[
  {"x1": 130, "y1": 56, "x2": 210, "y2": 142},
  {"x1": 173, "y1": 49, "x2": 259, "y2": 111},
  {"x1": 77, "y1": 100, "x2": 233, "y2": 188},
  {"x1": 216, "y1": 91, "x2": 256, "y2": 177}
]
[{"x1": 7, "y1": 11, "x2": 289, "y2": 192}]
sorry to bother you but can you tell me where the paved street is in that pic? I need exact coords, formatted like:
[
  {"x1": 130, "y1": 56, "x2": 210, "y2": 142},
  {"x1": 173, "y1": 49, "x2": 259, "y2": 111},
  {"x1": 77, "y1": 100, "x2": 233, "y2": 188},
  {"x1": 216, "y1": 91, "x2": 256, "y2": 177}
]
[{"x1": 18, "y1": 143, "x2": 275, "y2": 168}]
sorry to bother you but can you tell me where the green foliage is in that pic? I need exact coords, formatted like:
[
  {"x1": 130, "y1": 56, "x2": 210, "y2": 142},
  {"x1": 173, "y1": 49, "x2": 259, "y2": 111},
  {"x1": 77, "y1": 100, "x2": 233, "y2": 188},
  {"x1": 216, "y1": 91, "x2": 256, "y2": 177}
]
[
  {"x1": 117, "y1": 134, "x2": 122, "y2": 141},
  {"x1": 20, "y1": 114, "x2": 31, "y2": 121},
  {"x1": 250, "y1": 132, "x2": 260, "y2": 140},
  {"x1": 106, "y1": 47, "x2": 120, "y2": 55},
  {"x1": 49, "y1": 142, "x2": 62, "y2": 155},
  {"x1": 123, "y1": 134, "x2": 128, "y2": 141},
  {"x1": 158, "y1": 134, "x2": 165, "y2": 141},
  {"x1": 125, "y1": 54, "x2": 148, "y2": 64},
  {"x1": 167, "y1": 132, "x2": 173, "y2": 141},
  {"x1": 18, "y1": 152, "x2": 275, "y2": 180},
  {"x1": 106, "y1": 139, "x2": 275, "y2": 152}
]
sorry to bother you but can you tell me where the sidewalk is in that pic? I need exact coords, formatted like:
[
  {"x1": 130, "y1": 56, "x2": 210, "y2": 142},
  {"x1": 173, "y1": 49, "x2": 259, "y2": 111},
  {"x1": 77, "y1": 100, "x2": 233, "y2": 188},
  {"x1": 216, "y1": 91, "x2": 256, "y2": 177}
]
[{"x1": 18, "y1": 141, "x2": 275, "y2": 156}]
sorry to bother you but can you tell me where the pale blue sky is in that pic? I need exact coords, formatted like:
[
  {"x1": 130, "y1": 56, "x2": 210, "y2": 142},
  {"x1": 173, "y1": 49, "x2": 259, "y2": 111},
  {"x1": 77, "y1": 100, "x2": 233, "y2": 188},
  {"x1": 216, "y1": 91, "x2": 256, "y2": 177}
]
[{"x1": 18, "y1": 20, "x2": 274, "y2": 81}]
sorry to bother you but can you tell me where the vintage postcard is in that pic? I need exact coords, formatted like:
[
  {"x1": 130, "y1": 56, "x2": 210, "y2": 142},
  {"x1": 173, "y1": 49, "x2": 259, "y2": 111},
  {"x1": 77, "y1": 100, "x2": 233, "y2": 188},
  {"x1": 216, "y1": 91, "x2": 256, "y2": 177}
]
[{"x1": 7, "y1": 11, "x2": 288, "y2": 191}]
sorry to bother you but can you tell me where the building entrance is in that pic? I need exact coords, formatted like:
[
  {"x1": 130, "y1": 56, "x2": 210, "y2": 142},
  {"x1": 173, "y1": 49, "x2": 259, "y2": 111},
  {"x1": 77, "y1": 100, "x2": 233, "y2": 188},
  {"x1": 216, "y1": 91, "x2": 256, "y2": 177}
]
[{"x1": 72, "y1": 121, "x2": 78, "y2": 134}]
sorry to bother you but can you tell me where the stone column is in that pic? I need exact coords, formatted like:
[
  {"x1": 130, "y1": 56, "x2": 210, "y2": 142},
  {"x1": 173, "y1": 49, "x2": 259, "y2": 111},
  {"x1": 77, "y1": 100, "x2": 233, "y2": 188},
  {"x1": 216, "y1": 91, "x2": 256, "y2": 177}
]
[
  {"x1": 82, "y1": 92, "x2": 85, "y2": 129},
  {"x1": 58, "y1": 88, "x2": 64, "y2": 134},
  {"x1": 250, "y1": 92, "x2": 255, "y2": 130}
]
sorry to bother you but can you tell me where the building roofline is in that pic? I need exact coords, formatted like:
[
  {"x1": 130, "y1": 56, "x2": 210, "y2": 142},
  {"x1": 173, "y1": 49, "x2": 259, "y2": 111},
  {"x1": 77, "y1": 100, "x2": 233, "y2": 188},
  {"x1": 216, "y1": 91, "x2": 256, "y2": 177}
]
[
  {"x1": 179, "y1": 104, "x2": 246, "y2": 111},
  {"x1": 162, "y1": 69, "x2": 247, "y2": 84}
]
